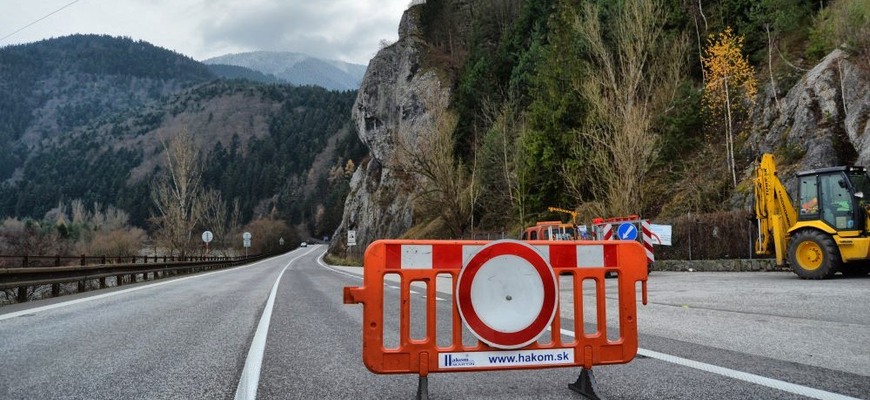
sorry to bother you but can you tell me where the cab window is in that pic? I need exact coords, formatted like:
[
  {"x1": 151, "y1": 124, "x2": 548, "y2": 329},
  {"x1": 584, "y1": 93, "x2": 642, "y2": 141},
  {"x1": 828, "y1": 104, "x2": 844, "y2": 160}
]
[
  {"x1": 799, "y1": 176, "x2": 819, "y2": 217},
  {"x1": 848, "y1": 171, "x2": 870, "y2": 197},
  {"x1": 819, "y1": 173, "x2": 854, "y2": 229}
]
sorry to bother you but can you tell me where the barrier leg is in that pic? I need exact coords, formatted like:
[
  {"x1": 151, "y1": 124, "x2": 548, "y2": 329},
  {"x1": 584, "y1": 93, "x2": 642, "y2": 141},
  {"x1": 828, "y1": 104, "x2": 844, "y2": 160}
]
[
  {"x1": 569, "y1": 368, "x2": 603, "y2": 400},
  {"x1": 416, "y1": 376, "x2": 428, "y2": 400}
]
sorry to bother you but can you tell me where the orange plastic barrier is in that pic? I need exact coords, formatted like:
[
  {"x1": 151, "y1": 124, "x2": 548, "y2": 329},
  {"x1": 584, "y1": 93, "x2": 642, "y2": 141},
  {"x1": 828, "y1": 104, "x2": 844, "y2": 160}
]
[{"x1": 343, "y1": 239, "x2": 648, "y2": 391}]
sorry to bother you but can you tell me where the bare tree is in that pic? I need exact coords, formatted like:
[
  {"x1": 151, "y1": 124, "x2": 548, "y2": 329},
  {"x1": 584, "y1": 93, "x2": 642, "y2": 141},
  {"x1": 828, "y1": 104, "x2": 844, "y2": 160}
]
[
  {"x1": 103, "y1": 206, "x2": 130, "y2": 232},
  {"x1": 197, "y1": 189, "x2": 230, "y2": 255},
  {"x1": 150, "y1": 129, "x2": 203, "y2": 256},
  {"x1": 70, "y1": 199, "x2": 86, "y2": 225},
  {"x1": 564, "y1": 0, "x2": 688, "y2": 216},
  {"x1": 394, "y1": 92, "x2": 478, "y2": 237}
]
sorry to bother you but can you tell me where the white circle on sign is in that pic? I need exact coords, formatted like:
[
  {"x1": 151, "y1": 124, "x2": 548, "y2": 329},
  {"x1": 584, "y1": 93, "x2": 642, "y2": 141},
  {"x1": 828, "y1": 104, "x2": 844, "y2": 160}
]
[
  {"x1": 470, "y1": 254, "x2": 544, "y2": 333},
  {"x1": 456, "y1": 240, "x2": 557, "y2": 350},
  {"x1": 243, "y1": 232, "x2": 252, "y2": 240},
  {"x1": 202, "y1": 231, "x2": 213, "y2": 243}
]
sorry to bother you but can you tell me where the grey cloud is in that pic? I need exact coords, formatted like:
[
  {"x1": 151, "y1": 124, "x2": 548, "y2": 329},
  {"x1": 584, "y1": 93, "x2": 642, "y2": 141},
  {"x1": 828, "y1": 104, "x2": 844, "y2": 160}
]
[{"x1": 198, "y1": 0, "x2": 403, "y2": 63}]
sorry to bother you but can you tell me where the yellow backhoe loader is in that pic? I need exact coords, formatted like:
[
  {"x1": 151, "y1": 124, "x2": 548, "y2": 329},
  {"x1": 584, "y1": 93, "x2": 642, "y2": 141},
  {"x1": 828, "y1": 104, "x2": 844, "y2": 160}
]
[{"x1": 755, "y1": 153, "x2": 870, "y2": 278}]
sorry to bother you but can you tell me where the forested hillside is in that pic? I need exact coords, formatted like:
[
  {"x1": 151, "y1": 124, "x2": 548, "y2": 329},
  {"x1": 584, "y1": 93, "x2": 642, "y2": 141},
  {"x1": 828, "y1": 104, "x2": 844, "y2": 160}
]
[
  {"x1": 408, "y1": 0, "x2": 868, "y2": 233},
  {"x1": 0, "y1": 35, "x2": 365, "y2": 256},
  {"x1": 0, "y1": 35, "x2": 215, "y2": 181}
]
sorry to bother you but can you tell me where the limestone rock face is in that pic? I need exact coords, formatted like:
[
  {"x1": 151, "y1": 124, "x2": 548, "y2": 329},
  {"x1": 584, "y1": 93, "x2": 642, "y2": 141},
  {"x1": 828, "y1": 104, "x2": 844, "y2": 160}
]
[
  {"x1": 747, "y1": 49, "x2": 870, "y2": 191},
  {"x1": 328, "y1": 6, "x2": 450, "y2": 258}
]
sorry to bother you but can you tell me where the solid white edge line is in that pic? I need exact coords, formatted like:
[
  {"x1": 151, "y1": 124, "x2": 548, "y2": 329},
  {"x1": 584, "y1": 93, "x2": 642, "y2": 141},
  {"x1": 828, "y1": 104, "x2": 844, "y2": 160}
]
[
  {"x1": 315, "y1": 251, "x2": 362, "y2": 280},
  {"x1": 315, "y1": 254, "x2": 859, "y2": 400},
  {"x1": 0, "y1": 252, "x2": 291, "y2": 322},
  {"x1": 552, "y1": 328, "x2": 860, "y2": 400},
  {"x1": 234, "y1": 245, "x2": 319, "y2": 400}
]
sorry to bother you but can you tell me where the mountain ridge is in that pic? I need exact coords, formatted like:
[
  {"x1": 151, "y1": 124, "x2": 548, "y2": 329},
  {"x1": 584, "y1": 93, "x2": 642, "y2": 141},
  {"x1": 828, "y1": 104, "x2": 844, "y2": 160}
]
[{"x1": 203, "y1": 51, "x2": 366, "y2": 91}]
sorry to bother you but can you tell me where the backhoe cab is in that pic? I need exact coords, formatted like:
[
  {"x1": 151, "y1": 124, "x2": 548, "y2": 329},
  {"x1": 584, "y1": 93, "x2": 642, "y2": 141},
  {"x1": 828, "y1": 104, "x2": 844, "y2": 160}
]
[{"x1": 755, "y1": 153, "x2": 870, "y2": 279}]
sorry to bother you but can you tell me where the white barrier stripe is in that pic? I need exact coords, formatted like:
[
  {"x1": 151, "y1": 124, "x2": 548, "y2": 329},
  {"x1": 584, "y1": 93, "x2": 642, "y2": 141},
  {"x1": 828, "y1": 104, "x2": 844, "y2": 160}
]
[
  {"x1": 461, "y1": 245, "x2": 484, "y2": 266},
  {"x1": 641, "y1": 220, "x2": 655, "y2": 264},
  {"x1": 234, "y1": 246, "x2": 319, "y2": 400},
  {"x1": 398, "y1": 244, "x2": 607, "y2": 269},
  {"x1": 576, "y1": 245, "x2": 604, "y2": 268},
  {"x1": 554, "y1": 329, "x2": 859, "y2": 400},
  {"x1": 645, "y1": 248, "x2": 655, "y2": 262},
  {"x1": 401, "y1": 245, "x2": 433, "y2": 269},
  {"x1": 603, "y1": 224, "x2": 613, "y2": 240}
]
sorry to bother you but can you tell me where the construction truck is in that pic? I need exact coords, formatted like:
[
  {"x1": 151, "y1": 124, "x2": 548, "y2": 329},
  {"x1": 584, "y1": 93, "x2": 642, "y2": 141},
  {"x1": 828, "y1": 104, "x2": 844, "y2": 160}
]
[
  {"x1": 519, "y1": 207, "x2": 589, "y2": 241},
  {"x1": 521, "y1": 221, "x2": 578, "y2": 241},
  {"x1": 754, "y1": 153, "x2": 870, "y2": 278}
]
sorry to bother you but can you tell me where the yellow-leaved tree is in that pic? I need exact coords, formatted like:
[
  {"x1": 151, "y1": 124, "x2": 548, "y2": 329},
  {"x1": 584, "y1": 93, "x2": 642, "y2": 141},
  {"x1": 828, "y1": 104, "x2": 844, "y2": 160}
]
[{"x1": 702, "y1": 27, "x2": 757, "y2": 188}]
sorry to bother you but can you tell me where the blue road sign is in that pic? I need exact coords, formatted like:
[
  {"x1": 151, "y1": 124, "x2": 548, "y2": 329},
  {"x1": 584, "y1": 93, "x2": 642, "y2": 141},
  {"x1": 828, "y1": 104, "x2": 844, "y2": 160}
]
[{"x1": 617, "y1": 223, "x2": 638, "y2": 240}]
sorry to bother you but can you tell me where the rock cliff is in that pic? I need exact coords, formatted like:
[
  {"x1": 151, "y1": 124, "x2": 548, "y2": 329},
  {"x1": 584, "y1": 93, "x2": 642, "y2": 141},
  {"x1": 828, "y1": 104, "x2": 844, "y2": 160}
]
[
  {"x1": 328, "y1": 5, "x2": 451, "y2": 259},
  {"x1": 747, "y1": 49, "x2": 870, "y2": 188}
]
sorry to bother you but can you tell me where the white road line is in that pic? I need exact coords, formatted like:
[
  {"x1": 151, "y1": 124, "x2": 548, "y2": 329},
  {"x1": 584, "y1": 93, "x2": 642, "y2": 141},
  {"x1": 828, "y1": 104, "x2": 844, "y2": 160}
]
[
  {"x1": 0, "y1": 252, "x2": 290, "y2": 322},
  {"x1": 315, "y1": 253, "x2": 449, "y2": 301},
  {"x1": 553, "y1": 328, "x2": 860, "y2": 400},
  {"x1": 637, "y1": 348, "x2": 861, "y2": 400},
  {"x1": 315, "y1": 252, "x2": 365, "y2": 280},
  {"x1": 234, "y1": 246, "x2": 319, "y2": 400}
]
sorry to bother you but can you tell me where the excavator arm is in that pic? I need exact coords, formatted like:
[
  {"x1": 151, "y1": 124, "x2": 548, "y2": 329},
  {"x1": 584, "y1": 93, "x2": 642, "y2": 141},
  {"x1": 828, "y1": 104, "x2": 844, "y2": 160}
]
[
  {"x1": 754, "y1": 154, "x2": 797, "y2": 266},
  {"x1": 548, "y1": 207, "x2": 579, "y2": 225}
]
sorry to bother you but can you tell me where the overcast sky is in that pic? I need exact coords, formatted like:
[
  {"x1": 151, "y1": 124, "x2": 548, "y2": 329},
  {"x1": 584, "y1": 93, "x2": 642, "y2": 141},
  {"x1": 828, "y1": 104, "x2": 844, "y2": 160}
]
[{"x1": 0, "y1": 0, "x2": 412, "y2": 65}]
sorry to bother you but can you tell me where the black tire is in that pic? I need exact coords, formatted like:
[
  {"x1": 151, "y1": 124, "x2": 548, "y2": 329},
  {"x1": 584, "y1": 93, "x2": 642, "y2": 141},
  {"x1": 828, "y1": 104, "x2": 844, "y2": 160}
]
[{"x1": 787, "y1": 230, "x2": 840, "y2": 279}]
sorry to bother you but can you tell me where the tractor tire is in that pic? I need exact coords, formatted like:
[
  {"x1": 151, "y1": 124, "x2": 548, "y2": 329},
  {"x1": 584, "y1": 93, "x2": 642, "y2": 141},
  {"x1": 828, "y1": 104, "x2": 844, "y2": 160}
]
[{"x1": 787, "y1": 230, "x2": 840, "y2": 279}]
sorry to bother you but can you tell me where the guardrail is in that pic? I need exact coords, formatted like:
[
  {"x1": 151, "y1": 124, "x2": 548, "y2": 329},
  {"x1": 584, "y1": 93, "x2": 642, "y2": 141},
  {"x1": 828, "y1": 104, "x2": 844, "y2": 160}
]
[{"x1": 0, "y1": 254, "x2": 267, "y2": 304}]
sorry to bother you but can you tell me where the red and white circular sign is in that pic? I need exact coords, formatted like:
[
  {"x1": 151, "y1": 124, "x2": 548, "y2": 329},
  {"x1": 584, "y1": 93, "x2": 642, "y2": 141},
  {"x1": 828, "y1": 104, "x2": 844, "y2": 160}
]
[{"x1": 456, "y1": 240, "x2": 558, "y2": 349}]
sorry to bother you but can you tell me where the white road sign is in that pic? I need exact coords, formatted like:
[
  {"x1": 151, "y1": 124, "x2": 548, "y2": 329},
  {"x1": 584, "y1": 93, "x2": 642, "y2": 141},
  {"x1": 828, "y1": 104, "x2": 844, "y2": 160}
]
[
  {"x1": 202, "y1": 230, "x2": 213, "y2": 243},
  {"x1": 243, "y1": 232, "x2": 252, "y2": 240},
  {"x1": 348, "y1": 230, "x2": 357, "y2": 246},
  {"x1": 649, "y1": 224, "x2": 673, "y2": 246}
]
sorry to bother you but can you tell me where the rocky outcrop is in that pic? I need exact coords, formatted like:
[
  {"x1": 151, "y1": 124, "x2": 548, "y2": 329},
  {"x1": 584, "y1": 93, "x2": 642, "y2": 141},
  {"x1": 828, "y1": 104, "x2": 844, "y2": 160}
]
[
  {"x1": 748, "y1": 49, "x2": 870, "y2": 187},
  {"x1": 328, "y1": 5, "x2": 451, "y2": 259}
]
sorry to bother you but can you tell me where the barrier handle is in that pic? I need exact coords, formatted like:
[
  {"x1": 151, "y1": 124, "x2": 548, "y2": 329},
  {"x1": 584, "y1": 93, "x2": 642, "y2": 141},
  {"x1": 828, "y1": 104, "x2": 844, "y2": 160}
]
[{"x1": 344, "y1": 286, "x2": 365, "y2": 304}]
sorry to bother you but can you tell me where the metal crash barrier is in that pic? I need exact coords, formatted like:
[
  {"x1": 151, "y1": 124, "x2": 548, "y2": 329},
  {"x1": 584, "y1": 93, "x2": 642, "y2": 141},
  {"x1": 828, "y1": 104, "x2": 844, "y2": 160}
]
[{"x1": 344, "y1": 239, "x2": 648, "y2": 399}]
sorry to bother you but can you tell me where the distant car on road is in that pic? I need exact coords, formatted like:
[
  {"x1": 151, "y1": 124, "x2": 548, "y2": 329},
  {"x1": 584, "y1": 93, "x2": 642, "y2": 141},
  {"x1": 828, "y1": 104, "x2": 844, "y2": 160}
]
[{"x1": 300, "y1": 241, "x2": 307, "y2": 247}]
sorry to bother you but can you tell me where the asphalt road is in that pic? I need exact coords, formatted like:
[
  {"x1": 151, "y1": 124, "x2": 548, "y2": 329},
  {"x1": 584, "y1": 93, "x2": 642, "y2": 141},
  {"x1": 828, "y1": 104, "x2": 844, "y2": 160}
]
[{"x1": 1, "y1": 245, "x2": 868, "y2": 399}]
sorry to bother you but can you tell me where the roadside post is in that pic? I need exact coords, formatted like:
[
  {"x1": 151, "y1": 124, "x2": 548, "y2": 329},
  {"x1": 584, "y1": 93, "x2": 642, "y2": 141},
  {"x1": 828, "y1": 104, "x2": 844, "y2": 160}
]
[
  {"x1": 243, "y1": 232, "x2": 251, "y2": 257},
  {"x1": 347, "y1": 230, "x2": 357, "y2": 257},
  {"x1": 344, "y1": 239, "x2": 649, "y2": 399},
  {"x1": 202, "y1": 230, "x2": 213, "y2": 256}
]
